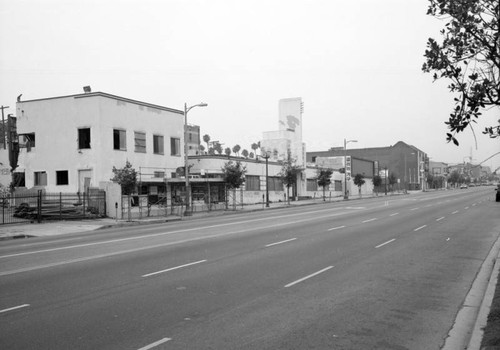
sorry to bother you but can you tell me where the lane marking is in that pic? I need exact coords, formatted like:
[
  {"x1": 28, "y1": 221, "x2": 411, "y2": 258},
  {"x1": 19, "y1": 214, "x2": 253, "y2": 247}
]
[
  {"x1": 410, "y1": 207, "x2": 420, "y2": 211},
  {"x1": 345, "y1": 207, "x2": 365, "y2": 210},
  {"x1": 389, "y1": 213, "x2": 399, "y2": 217},
  {"x1": 328, "y1": 225, "x2": 346, "y2": 231},
  {"x1": 138, "y1": 337, "x2": 172, "y2": 350},
  {"x1": 375, "y1": 239, "x2": 396, "y2": 248},
  {"x1": 414, "y1": 225, "x2": 427, "y2": 231},
  {"x1": 452, "y1": 210, "x2": 459, "y2": 214},
  {"x1": 265, "y1": 238, "x2": 297, "y2": 247},
  {"x1": 0, "y1": 304, "x2": 30, "y2": 314},
  {"x1": 436, "y1": 217, "x2": 445, "y2": 222},
  {"x1": 0, "y1": 207, "x2": 360, "y2": 260},
  {"x1": 362, "y1": 218, "x2": 377, "y2": 223},
  {"x1": 285, "y1": 266, "x2": 334, "y2": 288},
  {"x1": 465, "y1": 207, "x2": 469, "y2": 210},
  {"x1": 142, "y1": 260, "x2": 207, "y2": 278}
]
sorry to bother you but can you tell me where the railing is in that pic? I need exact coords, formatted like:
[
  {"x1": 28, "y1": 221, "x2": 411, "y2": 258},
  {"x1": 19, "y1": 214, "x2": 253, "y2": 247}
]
[{"x1": 0, "y1": 189, "x2": 106, "y2": 225}]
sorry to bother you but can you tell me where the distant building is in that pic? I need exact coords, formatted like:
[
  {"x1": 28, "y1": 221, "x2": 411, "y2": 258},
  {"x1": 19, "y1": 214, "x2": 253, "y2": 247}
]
[
  {"x1": 308, "y1": 141, "x2": 428, "y2": 190},
  {"x1": 186, "y1": 124, "x2": 201, "y2": 155}
]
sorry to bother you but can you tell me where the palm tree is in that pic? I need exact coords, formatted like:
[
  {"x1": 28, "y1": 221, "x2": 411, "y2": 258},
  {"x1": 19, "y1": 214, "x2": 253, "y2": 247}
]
[
  {"x1": 241, "y1": 149, "x2": 249, "y2": 158},
  {"x1": 198, "y1": 144, "x2": 205, "y2": 155},
  {"x1": 203, "y1": 134, "x2": 210, "y2": 152},
  {"x1": 251, "y1": 142, "x2": 259, "y2": 155},
  {"x1": 232, "y1": 144, "x2": 241, "y2": 157},
  {"x1": 224, "y1": 147, "x2": 231, "y2": 159}
]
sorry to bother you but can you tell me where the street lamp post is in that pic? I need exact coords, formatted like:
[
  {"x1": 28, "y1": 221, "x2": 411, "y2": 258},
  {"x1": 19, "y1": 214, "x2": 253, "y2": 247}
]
[
  {"x1": 259, "y1": 151, "x2": 271, "y2": 208},
  {"x1": 184, "y1": 102, "x2": 207, "y2": 216},
  {"x1": 344, "y1": 138, "x2": 358, "y2": 200}
]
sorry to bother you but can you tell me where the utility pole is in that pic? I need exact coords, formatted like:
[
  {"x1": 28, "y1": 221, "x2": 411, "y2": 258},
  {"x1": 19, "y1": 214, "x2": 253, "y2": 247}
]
[{"x1": 0, "y1": 106, "x2": 9, "y2": 149}]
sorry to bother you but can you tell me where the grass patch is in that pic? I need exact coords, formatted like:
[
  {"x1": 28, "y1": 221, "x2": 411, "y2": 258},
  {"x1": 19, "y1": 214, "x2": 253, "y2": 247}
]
[{"x1": 481, "y1": 268, "x2": 500, "y2": 349}]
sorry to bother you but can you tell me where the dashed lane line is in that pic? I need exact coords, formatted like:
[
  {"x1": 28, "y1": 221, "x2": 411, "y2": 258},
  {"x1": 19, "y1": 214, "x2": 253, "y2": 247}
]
[
  {"x1": 265, "y1": 238, "x2": 297, "y2": 247},
  {"x1": 0, "y1": 304, "x2": 30, "y2": 314},
  {"x1": 362, "y1": 218, "x2": 377, "y2": 223},
  {"x1": 137, "y1": 337, "x2": 172, "y2": 350},
  {"x1": 414, "y1": 225, "x2": 427, "y2": 232},
  {"x1": 436, "y1": 217, "x2": 445, "y2": 222},
  {"x1": 389, "y1": 213, "x2": 399, "y2": 217},
  {"x1": 375, "y1": 239, "x2": 396, "y2": 249},
  {"x1": 452, "y1": 210, "x2": 459, "y2": 214},
  {"x1": 328, "y1": 226, "x2": 346, "y2": 231},
  {"x1": 142, "y1": 260, "x2": 207, "y2": 278},
  {"x1": 284, "y1": 266, "x2": 334, "y2": 288}
]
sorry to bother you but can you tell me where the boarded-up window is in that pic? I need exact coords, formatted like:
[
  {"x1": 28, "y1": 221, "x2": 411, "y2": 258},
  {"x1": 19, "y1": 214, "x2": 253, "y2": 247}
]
[
  {"x1": 307, "y1": 179, "x2": 318, "y2": 191},
  {"x1": 134, "y1": 132, "x2": 146, "y2": 153},
  {"x1": 334, "y1": 180, "x2": 342, "y2": 191},
  {"x1": 245, "y1": 175, "x2": 260, "y2": 191}
]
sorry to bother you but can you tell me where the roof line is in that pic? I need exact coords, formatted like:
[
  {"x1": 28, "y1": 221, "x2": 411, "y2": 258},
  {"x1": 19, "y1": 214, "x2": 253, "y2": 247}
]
[{"x1": 17, "y1": 92, "x2": 184, "y2": 114}]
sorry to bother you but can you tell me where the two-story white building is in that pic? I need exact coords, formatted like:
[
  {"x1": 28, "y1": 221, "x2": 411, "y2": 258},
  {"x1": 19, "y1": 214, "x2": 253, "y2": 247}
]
[{"x1": 14, "y1": 91, "x2": 185, "y2": 194}]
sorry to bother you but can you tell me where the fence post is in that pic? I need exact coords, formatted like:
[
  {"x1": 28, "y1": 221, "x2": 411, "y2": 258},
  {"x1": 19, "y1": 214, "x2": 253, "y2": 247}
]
[
  {"x1": 83, "y1": 190, "x2": 86, "y2": 219},
  {"x1": 59, "y1": 192, "x2": 62, "y2": 220}
]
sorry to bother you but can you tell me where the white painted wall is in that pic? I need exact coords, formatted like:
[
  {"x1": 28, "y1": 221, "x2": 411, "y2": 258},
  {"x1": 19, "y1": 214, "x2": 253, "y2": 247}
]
[{"x1": 16, "y1": 93, "x2": 184, "y2": 193}]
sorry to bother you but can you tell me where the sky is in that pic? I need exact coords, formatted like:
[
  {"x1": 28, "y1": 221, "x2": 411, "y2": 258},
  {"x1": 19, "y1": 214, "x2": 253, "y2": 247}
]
[{"x1": 1, "y1": 0, "x2": 499, "y2": 172}]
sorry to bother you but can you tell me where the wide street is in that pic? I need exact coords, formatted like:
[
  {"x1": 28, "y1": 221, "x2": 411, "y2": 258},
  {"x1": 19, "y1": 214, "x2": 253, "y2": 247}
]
[{"x1": 1, "y1": 188, "x2": 499, "y2": 350}]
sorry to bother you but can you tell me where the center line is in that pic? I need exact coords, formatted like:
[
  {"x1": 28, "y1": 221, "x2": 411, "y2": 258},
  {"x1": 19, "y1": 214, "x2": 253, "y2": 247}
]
[
  {"x1": 375, "y1": 239, "x2": 396, "y2": 248},
  {"x1": 0, "y1": 304, "x2": 30, "y2": 314},
  {"x1": 328, "y1": 225, "x2": 346, "y2": 231},
  {"x1": 436, "y1": 217, "x2": 445, "y2": 221},
  {"x1": 142, "y1": 260, "x2": 207, "y2": 278},
  {"x1": 285, "y1": 266, "x2": 334, "y2": 288},
  {"x1": 138, "y1": 337, "x2": 172, "y2": 350},
  {"x1": 265, "y1": 238, "x2": 297, "y2": 247},
  {"x1": 414, "y1": 225, "x2": 427, "y2": 231},
  {"x1": 362, "y1": 218, "x2": 377, "y2": 223}
]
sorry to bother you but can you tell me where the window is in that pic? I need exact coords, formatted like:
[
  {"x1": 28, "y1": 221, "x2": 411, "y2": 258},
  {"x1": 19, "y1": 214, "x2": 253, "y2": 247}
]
[
  {"x1": 170, "y1": 137, "x2": 180, "y2": 156},
  {"x1": 113, "y1": 129, "x2": 126, "y2": 150},
  {"x1": 34, "y1": 171, "x2": 47, "y2": 186},
  {"x1": 267, "y1": 177, "x2": 283, "y2": 191},
  {"x1": 134, "y1": 132, "x2": 146, "y2": 153},
  {"x1": 78, "y1": 128, "x2": 91, "y2": 149},
  {"x1": 334, "y1": 180, "x2": 342, "y2": 191},
  {"x1": 153, "y1": 135, "x2": 164, "y2": 154},
  {"x1": 21, "y1": 133, "x2": 35, "y2": 151},
  {"x1": 56, "y1": 170, "x2": 69, "y2": 185},
  {"x1": 154, "y1": 171, "x2": 165, "y2": 178},
  {"x1": 307, "y1": 179, "x2": 318, "y2": 191},
  {"x1": 245, "y1": 175, "x2": 260, "y2": 191}
]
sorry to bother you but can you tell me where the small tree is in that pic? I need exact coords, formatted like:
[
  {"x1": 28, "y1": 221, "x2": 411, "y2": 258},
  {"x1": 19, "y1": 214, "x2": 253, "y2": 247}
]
[
  {"x1": 249, "y1": 152, "x2": 255, "y2": 159},
  {"x1": 198, "y1": 144, "x2": 205, "y2": 155},
  {"x1": 214, "y1": 142, "x2": 223, "y2": 155},
  {"x1": 278, "y1": 152, "x2": 302, "y2": 204},
  {"x1": 353, "y1": 173, "x2": 365, "y2": 197},
  {"x1": 222, "y1": 161, "x2": 247, "y2": 210},
  {"x1": 388, "y1": 173, "x2": 398, "y2": 192},
  {"x1": 317, "y1": 168, "x2": 333, "y2": 201},
  {"x1": 372, "y1": 175, "x2": 382, "y2": 195},
  {"x1": 111, "y1": 161, "x2": 138, "y2": 195},
  {"x1": 241, "y1": 149, "x2": 249, "y2": 158}
]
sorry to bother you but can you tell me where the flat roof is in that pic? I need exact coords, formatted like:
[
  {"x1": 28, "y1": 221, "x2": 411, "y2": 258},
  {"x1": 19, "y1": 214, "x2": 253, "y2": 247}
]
[{"x1": 18, "y1": 91, "x2": 184, "y2": 114}]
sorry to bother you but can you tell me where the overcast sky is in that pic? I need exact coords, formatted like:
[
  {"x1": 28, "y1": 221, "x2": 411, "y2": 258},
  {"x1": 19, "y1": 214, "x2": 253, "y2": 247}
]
[{"x1": 1, "y1": 0, "x2": 499, "y2": 171}]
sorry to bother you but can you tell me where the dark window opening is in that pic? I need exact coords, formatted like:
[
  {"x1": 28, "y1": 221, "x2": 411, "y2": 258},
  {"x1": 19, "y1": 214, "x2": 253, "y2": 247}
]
[
  {"x1": 78, "y1": 128, "x2": 91, "y2": 149},
  {"x1": 56, "y1": 170, "x2": 69, "y2": 185}
]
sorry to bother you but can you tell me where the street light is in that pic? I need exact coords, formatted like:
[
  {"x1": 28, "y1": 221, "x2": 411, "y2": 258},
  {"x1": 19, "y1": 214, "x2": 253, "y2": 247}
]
[
  {"x1": 344, "y1": 138, "x2": 357, "y2": 199},
  {"x1": 184, "y1": 102, "x2": 207, "y2": 216},
  {"x1": 260, "y1": 151, "x2": 271, "y2": 207},
  {"x1": 404, "y1": 152, "x2": 415, "y2": 193}
]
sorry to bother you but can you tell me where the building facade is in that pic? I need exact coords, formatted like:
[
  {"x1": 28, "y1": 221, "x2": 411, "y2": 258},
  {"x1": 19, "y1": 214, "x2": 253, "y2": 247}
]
[
  {"x1": 14, "y1": 92, "x2": 185, "y2": 193},
  {"x1": 307, "y1": 141, "x2": 428, "y2": 191}
]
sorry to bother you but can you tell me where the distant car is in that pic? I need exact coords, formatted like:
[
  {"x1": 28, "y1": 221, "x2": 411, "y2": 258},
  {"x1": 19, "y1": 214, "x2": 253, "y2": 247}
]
[{"x1": 460, "y1": 184, "x2": 468, "y2": 189}]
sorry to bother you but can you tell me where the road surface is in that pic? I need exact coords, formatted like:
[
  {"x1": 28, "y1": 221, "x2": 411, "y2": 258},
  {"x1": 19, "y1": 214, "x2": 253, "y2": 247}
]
[{"x1": 1, "y1": 188, "x2": 499, "y2": 349}]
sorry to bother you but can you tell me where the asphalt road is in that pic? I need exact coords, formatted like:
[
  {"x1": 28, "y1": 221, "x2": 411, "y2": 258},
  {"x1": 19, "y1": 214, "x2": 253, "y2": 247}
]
[{"x1": 1, "y1": 188, "x2": 499, "y2": 350}]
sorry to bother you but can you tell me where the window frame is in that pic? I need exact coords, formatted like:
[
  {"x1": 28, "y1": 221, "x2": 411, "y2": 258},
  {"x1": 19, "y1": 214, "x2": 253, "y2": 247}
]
[
  {"x1": 153, "y1": 134, "x2": 164, "y2": 155},
  {"x1": 78, "y1": 128, "x2": 91, "y2": 149},
  {"x1": 56, "y1": 170, "x2": 69, "y2": 185},
  {"x1": 245, "y1": 175, "x2": 260, "y2": 191},
  {"x1": 170, "y1": 137, "x2": 181, "y2": 156},
  {"x1": 34, "y1": 171, "x2": 47, "y2": 186},
  {"x1": 113, "y1": 129, "x2": 127, "y2": 151}
]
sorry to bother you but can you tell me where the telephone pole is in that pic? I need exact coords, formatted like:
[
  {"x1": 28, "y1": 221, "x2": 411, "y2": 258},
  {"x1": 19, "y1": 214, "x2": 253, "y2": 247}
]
[{"x1": 0, "y1": 105, "x2": 9, "y2": 149}]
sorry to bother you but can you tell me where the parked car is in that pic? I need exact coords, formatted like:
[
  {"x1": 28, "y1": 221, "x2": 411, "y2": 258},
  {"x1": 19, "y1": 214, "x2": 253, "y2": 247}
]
[{"x1": 460, "y1": 184, "x2": 468, "y2": 189}]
